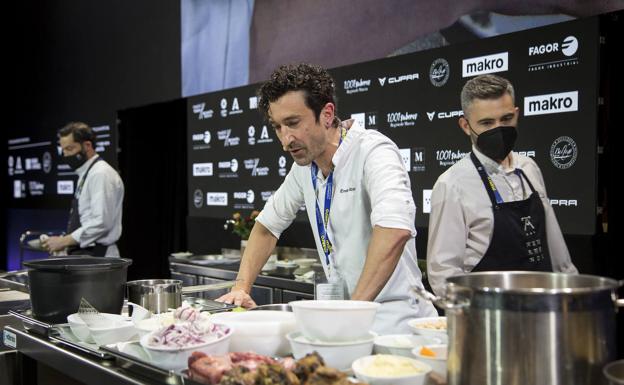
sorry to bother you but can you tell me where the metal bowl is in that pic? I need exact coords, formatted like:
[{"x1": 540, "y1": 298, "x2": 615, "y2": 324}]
[{"x1": 249, "y1": 304, "x2": 292, "y2": 312}]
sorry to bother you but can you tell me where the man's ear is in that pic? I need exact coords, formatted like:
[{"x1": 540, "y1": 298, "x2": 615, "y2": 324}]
[
  {"x1": 322, "y1": 102, "x2": 335, "y2": 128},
  {"x1": 459, "y1": 116, "x2": 471, "y2": 137}
]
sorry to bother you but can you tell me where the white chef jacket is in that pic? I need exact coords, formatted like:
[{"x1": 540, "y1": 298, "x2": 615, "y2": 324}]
[
  {"x1": 427, "y1": 146, "x2": 578, "y2": 296},
  {"x1": 257, "y1": 120, "x2": 437, "y2": 334},
  {"x1": 70, "y1": 155, "x2": 124, "y2": 257}
]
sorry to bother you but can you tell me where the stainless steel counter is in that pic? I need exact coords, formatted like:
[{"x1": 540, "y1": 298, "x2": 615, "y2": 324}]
[{"x1": 2, "y1": 324, "x2": 188, "y2": 385}]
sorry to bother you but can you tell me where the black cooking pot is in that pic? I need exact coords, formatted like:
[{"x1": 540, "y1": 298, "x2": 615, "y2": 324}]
[{"x1": 23, "y1": 256, "x2": 132, "y2": 324}]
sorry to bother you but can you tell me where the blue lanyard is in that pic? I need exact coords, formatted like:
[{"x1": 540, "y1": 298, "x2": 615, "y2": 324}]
[
  {"x1": 311, "y1": 128, "x2": 346, "y2": 265},
  {"x1": 479, "y1": 167, "x2": 523, "y2": 204}
]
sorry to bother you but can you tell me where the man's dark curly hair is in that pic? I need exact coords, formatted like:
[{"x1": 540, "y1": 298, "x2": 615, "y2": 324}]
[{"x1": 258, "y1": 63, "x2": 339, "y2": 127}]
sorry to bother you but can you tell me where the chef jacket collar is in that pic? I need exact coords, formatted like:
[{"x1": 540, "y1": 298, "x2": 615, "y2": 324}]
[
  {"x1": 75, "y1": 153, "x2": 100, "y2": 178},
  {"x1": 472, "y1": 145, "x2": 517, "y2": 175}
]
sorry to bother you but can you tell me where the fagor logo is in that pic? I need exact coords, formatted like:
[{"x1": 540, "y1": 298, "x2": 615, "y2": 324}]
[
  {"x1": 463, "y1": 52, "x2": 508, "y2": 77},
  {"x1": 524, "y1": 91, "x2": 578, "y2": 116}
]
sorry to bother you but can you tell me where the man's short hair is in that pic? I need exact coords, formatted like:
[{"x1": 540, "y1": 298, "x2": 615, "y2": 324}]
[
  {"x1": 58, "y1": 121, "x2": 96, "y2": 144},
  {"x1": 461, "y1": 74, "x2": 515, "y2": 116},
  {"x1": 258, "y1": 63, "x2": 339, "y2": 126}
]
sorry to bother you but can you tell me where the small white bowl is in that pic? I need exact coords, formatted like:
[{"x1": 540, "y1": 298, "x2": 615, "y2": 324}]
[
  {"x1": 373, "y1": 334, "x2": 442, "y2": 357},
  {"x1": 289, "y1": 300, "x2": 380, "y2": 342},
  {"x1": 286, "y1": 331, "x2": 376, "y2": 371},
  {"x1": 210, "y1": 310, "x2": 296, "y2": 356},
  {"x1": 352, "y1": 354, "x2": 431, "y2": 385},
  {"x1": 140, "y1": 323, "x2": 232, "y2": 370},
  {"x1": 412, "y1": 344, "x2": 448, "y2": 381},
  {"x1": 67, "y1": 313, "x2": 134, "y2": 344},
  {"x1": 408, "y1": 316, "x2": 447, "y2": 343}
]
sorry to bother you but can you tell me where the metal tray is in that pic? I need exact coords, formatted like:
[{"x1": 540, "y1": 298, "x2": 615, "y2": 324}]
[{"x1": 48, "y1": 324, "x2": 114, "y2": 359}]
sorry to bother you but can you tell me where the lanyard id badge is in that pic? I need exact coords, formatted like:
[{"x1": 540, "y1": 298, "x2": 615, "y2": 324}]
[{"x1": 315, "y1": 263, "x2": 345, "y2": 300}]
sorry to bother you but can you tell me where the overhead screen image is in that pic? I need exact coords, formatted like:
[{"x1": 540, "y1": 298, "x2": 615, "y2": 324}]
[{"x1": 188, "y1": 17, "x2": 598, "y2": 235}]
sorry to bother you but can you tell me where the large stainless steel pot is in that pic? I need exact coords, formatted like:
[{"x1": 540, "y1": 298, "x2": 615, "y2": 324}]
[
  {"x1": 415, "y1": 271, "x2": 623, "y2": 385},
  {"x1": 126, "y1": 279, "x2": 237, "y2": 313}
]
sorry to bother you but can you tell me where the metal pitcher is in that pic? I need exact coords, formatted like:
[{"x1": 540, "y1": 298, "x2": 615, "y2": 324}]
[{"x1": 414, "y1": 271, "x2": 624, "y2": 385}]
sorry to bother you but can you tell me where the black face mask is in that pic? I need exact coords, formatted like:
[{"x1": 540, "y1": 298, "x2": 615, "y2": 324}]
[
  {"x1": 64, "y1": 148, "x2": 87, "y2": 171},
  {"x1": 472, "y1": 125, "x2": 518, "y2": 161}
]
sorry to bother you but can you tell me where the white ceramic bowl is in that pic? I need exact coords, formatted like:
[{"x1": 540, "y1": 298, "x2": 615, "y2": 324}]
[
  {"x1": 408, "y1": 316, "x2": 448, "y2": 343},
  {"x1": 210, "y1": 310, "x2": 296, "y2": 356},
  {"x1": 352, "y1": 354, "x2": 431, "y2": 385},
  {"x1": 373, "y1": 334, "x2": 442, "y2": 357},
  {"x1": 286, "y1": 331, "x2": 376, "y2": 371},
  {"x1": 140, "y1": 323, "x2": 232, "y2": 370},
  {"x1": 67, "y1": 313, "x2": 134, "y2": 344},
  {"x1": 289, "y1": 300, "x2": 380, "y2": 342},
  {"x1": 412, "y1": 344, "x2": 448, "y2": 381},
  {"x1": 135, "y1": 313, "x2": 176, "y2": 337}
]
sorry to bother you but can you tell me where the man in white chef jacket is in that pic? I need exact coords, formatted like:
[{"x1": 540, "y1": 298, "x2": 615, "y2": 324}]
[
  {"x1": 217, "y1": 63, "x2": 437, "y2": 334},
  {"x1": 42, "y1": 122, "x2": 124, "y2": 257}
]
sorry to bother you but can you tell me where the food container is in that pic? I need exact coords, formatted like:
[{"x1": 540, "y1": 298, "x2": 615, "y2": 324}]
[
  {"x1": 286, "y1": 331, "x2": 376, "y2": 371},
  {"x1": 373, "y1": 334, "x2": 442, "y2": 357},
  {"x1": 289, "y1": 300, "x2": 380, "y2": 342},
  {"x1": 407, "y1": 316, "x2": 448, "y2": 343},
  {"x1": 412, "y1": 344, "x2": 448, "y2": 381},
  {"x1": 352, "y1": 354, "x2": 431, "y2": 385}
]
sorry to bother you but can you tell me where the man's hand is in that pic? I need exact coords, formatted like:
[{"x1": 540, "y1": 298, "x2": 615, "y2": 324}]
[
  {"x1": 41, "y1": 235, "x2": 76, "y2": 252},
  {"x1": 216, "y1": 288, "x2": 257, "y2": 308}
]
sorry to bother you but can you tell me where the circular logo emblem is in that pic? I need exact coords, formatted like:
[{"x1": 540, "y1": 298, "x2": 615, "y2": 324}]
[
  {"x1": 246, "y1": 189, "x2": 255, "y2": 204},
  {"x1": 248, "y1": 125, "x2": 255, "y2": 137},
  {"x1": 193, "y1": 189, "x2": 203, "y2": 208},
  {"x1": 230, "y1": 158, "x2": 238, "y2": 172},
  {"x1": 561, "y1": 36, "x2": 578, "y2": 57},
  {"x1": 42, "y1": 152, "x2": 52, "y2": 174},
  {"x1": 550, "y1": 136, "x2": 577, "y2": 169},
  {"x1": 220, "y1": 98, "x2": 227, "y2": 109},
  {"x1": 429, "y1": 58, "x2": 450, "y2": 87},
  {"x1": 278, "y1": 156, "x2": 287, "y2": 168},
  {"x1": 203, "y1": 131, "x2": 211, "y2": 144}
]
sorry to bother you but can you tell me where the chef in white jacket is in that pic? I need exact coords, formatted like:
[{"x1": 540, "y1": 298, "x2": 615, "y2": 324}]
[
  {"x1": 42, "y1": 122, "x2": 124, "y2": 257},
  {"x1": 217, "y1": 63, "x2": 437, "y2": 334}
]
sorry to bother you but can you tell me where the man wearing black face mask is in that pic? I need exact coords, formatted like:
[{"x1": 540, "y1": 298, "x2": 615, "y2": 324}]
[
  {"x1": 426, "y1": 74, "x2": 577, "y2": 296},
  {"x1": 41, "y1": 122, "x2": 124, "y2": 257}
]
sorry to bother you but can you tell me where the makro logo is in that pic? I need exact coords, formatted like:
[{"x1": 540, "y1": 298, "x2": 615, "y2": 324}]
[
  {"x1": 399, "y1": 148, "x2": 411, "y2": 172},
  {"x1": 192, "y1": 102, "x2": 214, "y2": 120},
  {"x1": 217, "y1": 129, "x2": 240, "y2": 146},
  {"x1": 193, "y1": 189, "x2": 203, "y2": 208},
  {"x1": 350, "y1": 112, "x2": 377, "y2": 129},
  {"x1": 378, "y1": 73, "x2": 419, "y2": 86},
  {"x1": 343, "y1": 78, "x2": 371, "y2": 94},
  {"x1": 387, "y1": 112, "x2": 418, "y2": 128},
  {"x1": 244, "y1": 158, "x2": 269, "y2": 176},
  {"x1": 57, "y1": 180, "x2": 74, "y2": 195},
  {"x1": 422, "y1": 189, "x2": 432, "y2": 214},
  {"x1": 550, "y1": 199, "x2": 578, "y2": 207},
  {"x1": 192, "y1": 162, "x2": 213, "y2": 176},
  {"x1": 278, "y1": 156, "x2": 287, "y2": 177},
  {"x1": 462, "y1": 52, "x2": 508, "y2": 77},
  {"x1": 550, "y1": 136, "x2": 577, "y2": 169},
  {"x1": 426, "y1": 110, "x2": 463, "y2": 121},
  {"x1": 436, "y1": 149, "x2": 469, "y2": 167},
  {"x1": 529, "y1": 36, "x2": 578, "y2": 57},
  {"x1": 207, "y1": 192, "x2": 228, "y2": 206},
  {"x1": 429, "y1": 58, "x2": 450, "y2": 87},
  {"x1": 524, "y1": 91, "x2": 578, "y2": 116}
]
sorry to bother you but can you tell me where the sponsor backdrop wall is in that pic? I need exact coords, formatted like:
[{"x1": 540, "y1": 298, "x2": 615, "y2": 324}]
[{"x1": 187, "y1": 17, "x2": 599, "y2": 239}]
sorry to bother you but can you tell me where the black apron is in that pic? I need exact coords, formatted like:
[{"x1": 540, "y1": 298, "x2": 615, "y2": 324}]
[
  {"x1": 470, "y1": 152, "x2": 553, "y2": 272},
  {"x1": 66, "y1": 158, "x2": 108, "y2": 257}
]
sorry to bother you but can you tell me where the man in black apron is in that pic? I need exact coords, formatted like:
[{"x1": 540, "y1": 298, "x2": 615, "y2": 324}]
[
  {"x1": 426, "y1": 74, "x2": 577, "y2": 295},
  {"x1": 41, "y1": 122, "x2": 124, "y2": 257}
]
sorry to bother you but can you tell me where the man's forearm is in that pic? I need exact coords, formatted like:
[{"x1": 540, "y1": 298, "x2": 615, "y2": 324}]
[
  {"x1": 235, "y1": 221, "x2": 278, "y2": 293},
  {"x1": 351, "y1": 226, "x2": 411, "y2": 301}
]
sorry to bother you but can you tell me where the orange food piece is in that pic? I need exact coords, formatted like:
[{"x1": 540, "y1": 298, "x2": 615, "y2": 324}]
[{"x1": 420, "y1": 346, "x2": 437, "y2": 357}]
